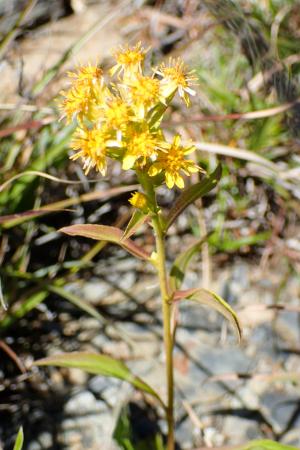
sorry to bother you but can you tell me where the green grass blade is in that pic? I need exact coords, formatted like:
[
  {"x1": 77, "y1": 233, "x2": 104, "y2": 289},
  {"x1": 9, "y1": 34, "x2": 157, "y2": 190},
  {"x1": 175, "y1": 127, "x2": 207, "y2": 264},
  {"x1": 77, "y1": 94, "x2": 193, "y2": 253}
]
[{"x1": 13, "y1": 427, "x2": 24, "y2": 450}]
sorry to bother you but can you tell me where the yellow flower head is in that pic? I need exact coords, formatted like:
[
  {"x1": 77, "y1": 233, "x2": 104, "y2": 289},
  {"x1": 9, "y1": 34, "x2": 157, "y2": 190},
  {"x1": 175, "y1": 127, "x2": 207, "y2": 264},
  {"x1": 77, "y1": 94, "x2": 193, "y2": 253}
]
[
  {"x1": 60, "y1": 44, "x2": 200, "y2": 187},
  {"x1": 70, "y1": 126, "x2": 108, "y2": 175},
  {"x1": 122, "y1": 124, "x2": 158, "y2": 170},
  {"x1": 67, "y1": 64, "x2": 103, "y2": 85},
  {"x1": 156, "y1": 57, "x2": 197, "y2": 106},
  {"x1": 129, "y1": 191, "x2": 148, "y2": 211},
  {"x1": 123, "y1": 75, "x2": 160, "y2": 119},
  {"x1": 60, "y1": 64, "x2": 107, "y2": 123},
  {"x1": 148, "y1": 135, "x2": 201, "y2": 189},
  {"x1": 110, "y1": 42, "x2": 147, "y2": 79},
  {"x1": 102, "y1": 96, "x2": 132, "y2": 131},
  {"x1": 61, "y1": 84, "x2": 91, "y2": 123}
]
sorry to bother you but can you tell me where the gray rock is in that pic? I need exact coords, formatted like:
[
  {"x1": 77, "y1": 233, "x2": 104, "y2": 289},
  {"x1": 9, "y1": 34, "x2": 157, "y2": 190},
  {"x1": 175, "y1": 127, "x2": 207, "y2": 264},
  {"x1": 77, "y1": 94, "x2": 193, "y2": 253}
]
[
  {"x1": 260, "y1": 390, "x2": 300, "y2": 434},
  {"x1": 222, "y1": 415, "x2": 263, "y2": 444},
  {"x1": 64, "y1": 390, "x2": 106, "y2": 416},
  {"x1": 28, "y1": 432, "x2": 53, "y2": 450},
  {"x1": 275, "y1": 310, "x2": 300, "y2": 345},
  {"x1": 196, "y1": 346, "x2": 252, "y2": 375}
]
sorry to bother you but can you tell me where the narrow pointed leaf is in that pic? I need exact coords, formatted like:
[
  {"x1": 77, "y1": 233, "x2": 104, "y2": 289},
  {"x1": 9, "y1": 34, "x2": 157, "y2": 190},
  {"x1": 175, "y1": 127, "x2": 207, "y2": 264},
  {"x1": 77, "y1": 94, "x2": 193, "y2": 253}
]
[
  {"x1": 60, "y1": 224, "x2": 151, "y2": 260},
  {"x1": 34, "y1": 352, "x2": 164, "y2": 407},
  {"x1": 170, "y1": 238, "x2": 206, "y2": 291},
  {"x1": 173, "y1": 287, "x2": 242, "y2": 341},
  {"x1": 122, "y1": 210, "x2": 149, "y2": 241},
  {"x1": 13, "y1": 427, "x2": 24, "y2": 450},
  {"x1": 240, "y1": 439, "x2": 297, "y2": 450},
  {"x1": 165, "y1": 165, "x2": 222, "y2": 231}
]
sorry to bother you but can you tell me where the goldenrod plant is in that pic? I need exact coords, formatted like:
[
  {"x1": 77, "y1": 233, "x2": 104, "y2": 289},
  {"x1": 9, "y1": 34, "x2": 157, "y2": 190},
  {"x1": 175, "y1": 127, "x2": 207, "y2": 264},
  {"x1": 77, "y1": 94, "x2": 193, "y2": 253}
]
[{"x1": 35, "y1": 42, "x2": 243, "y2": 450}]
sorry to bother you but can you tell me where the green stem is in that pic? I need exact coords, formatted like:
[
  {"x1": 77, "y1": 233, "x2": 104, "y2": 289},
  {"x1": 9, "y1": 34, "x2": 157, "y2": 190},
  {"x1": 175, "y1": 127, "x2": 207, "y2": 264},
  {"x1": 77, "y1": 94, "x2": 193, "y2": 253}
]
[
  {"x1": 138, "y1": 172, "x2": 175, "y2": 448},
  {"x1": 152, "y1": 215, "x2": 174, "y2": 450}
]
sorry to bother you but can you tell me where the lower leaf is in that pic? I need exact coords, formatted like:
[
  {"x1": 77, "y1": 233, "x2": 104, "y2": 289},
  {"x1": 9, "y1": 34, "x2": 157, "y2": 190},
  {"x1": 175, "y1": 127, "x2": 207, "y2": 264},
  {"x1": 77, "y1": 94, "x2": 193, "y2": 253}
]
[{"x1": 34, "y1": 352, "x2": 165, "y2": 408}]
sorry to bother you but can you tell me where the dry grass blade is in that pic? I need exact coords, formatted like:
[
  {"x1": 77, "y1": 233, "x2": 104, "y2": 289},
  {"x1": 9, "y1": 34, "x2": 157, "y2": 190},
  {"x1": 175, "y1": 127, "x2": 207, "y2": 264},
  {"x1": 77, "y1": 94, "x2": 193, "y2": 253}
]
[
  {"x1": 208, "y1": 371, "x2": 300, "y2": 384},
  {"x1": 0, "y1": 118, "x2": 54, "y2": 138},
  {"x1": 0, "y1": 171, "x2": 86, "y2": 193},
  {"x1": 0, "y1": 103, "x2": 53, "y2": 113},
  {"x1": 195, "y1": 142, "x2": 279, "y2": 172},
  {"x1": 2, "y1": 184, "x2": 138, "y2": 228},
  {"x1": 170, "y1": 102, "x2": 296, "y2": 124},
  {"x1": 241, "y1": 303, "x2": 300, "y2": 314},
  {"x1": 0, "y1": 340, "x2": 26, "y2": 374},
  {"x1": 0, "y1": 209, "x2": 71, "y2": 225}
]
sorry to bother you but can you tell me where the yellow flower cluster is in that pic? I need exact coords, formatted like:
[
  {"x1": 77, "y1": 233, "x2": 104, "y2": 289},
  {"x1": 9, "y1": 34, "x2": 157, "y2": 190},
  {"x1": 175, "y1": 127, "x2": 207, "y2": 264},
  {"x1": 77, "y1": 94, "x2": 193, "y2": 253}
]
[{"x1": 60, "y1": 42, "x2": 203, "y2": 189}]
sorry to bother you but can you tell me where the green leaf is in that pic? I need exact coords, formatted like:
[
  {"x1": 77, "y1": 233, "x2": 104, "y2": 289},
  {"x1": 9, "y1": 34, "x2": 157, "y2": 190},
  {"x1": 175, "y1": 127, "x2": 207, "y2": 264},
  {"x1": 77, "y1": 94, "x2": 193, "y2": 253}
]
[
  {"x1": 173, "y1": 287, "x2": 242, "y2": 342},
  {"x1": 240, "y1": 439, "x2": 298, "y2": 450},
  {"x1": 164, "y1": 165, "x2": 222, "y2": 231},
  {"x1": 13, "y1": 427, "x2": 24, "y2": 450},
  {"x1": 169, "y1": 238, "x2": 206, "y2": 291},
  {"x1": 60, "y1": 224, "x2": 151, "y2": 260},
  {"x1": 122, "y1": 210, "x2": 149, "y2": 240},
  {"x1": 34, "y1": 352, "x2": 165, "y2": 407}
]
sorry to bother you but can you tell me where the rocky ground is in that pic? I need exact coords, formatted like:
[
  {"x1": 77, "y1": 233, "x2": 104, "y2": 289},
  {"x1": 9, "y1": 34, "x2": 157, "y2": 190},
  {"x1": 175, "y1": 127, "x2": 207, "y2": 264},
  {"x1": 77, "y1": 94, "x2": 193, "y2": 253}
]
[{"x1": 20, "y1": 247, "x2": 300, "y2": 450}]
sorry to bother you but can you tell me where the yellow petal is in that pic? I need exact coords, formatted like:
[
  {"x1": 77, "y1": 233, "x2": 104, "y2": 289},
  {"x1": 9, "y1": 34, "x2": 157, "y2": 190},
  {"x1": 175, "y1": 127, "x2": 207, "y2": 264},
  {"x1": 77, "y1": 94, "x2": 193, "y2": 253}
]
[
  {"x1": 173, "y1": 135, "x2": 181, "y2": 147},
  {"x1": 175, "y1": 175, "x2": 184, "y2": 189},
  {"x1": 122, "y1": 154, "x2": 136, "y2": 170},
  {"x1": 165, "y1": 172, "x2": 175, "y2": 189}
]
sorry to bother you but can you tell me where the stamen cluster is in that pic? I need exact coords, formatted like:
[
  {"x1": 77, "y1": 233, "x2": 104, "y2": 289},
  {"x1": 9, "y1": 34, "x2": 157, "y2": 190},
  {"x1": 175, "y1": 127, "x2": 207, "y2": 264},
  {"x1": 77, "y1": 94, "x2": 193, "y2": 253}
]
[{"x1": 60, "y1": 42, "x2": 203, "y2": 189}]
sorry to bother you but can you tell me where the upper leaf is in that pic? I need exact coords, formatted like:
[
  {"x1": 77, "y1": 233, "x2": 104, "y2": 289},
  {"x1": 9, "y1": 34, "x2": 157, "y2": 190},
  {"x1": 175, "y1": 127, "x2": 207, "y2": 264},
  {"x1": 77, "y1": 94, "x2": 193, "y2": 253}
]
[
  {"x1": 60, "y1": 224, "x2": 151, "y2": 260},
  {"x1": 164, "y1": 164, "x2": 222, "y2": 231},
  {"x1": 34, "y1": 352, "x2": 164, "y2": 407},
  {"x1": 122, "y1": 210, "x2": 149, "y2": 241},
  {"x1": 173, "y1": 287, "x2": 242, "y2": 342}
]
